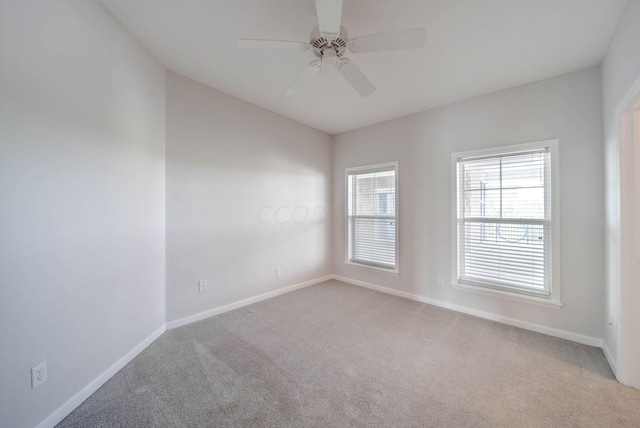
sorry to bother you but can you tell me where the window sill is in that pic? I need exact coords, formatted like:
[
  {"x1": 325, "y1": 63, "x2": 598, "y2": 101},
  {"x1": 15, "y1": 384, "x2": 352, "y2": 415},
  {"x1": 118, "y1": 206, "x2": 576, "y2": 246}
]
[
  {"x1": 452, "y1": 282, "x2": 563, "y2": 309},
  {"x1": 344, "y1": 261, "x2": 399, "y2": 276}
]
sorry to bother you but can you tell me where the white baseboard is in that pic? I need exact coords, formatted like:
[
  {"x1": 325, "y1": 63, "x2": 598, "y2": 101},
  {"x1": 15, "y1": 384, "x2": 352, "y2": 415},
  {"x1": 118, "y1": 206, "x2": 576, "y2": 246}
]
[
  {"x1": 332, "y1": 275, "x2": 604, "y2": 348},
  {"x1": 36, "y1": 324, "x2": 166, "y2": 428},
  {"x1": 35, "y1": 273, "x2": 609, "y2": 428},
  {"x1": 602, "y1": 341, "x2": 618, "y2": 377},
  {"x1": 166, "y1": 275, "x2": 334, "y2": 330},
  {"x1": 35, "y1": 275, "x2": 333, "y2": 428}
]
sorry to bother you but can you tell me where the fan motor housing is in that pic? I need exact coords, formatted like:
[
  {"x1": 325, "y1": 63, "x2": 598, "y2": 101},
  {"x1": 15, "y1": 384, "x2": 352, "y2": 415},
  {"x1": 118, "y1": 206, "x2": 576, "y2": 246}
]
[{"x1": 310, "y1": 25, "x2": 348, "y2": 59}]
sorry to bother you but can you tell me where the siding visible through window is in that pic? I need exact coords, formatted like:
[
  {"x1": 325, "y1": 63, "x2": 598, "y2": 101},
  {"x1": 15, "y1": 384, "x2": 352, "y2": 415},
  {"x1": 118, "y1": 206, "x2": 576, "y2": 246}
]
[{"x1": 454, "y1": 143, "x2": 555, "y2": 298}]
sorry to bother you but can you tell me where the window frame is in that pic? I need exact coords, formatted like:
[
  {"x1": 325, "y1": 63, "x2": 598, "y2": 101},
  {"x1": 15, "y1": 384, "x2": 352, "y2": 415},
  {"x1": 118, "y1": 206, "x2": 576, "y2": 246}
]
[
  {"x1": 344, "y1": 161, "x2": 399, "y2": 275},
  {"x1": 450, "y1": 140, "x2": 562, "y2": 308}
]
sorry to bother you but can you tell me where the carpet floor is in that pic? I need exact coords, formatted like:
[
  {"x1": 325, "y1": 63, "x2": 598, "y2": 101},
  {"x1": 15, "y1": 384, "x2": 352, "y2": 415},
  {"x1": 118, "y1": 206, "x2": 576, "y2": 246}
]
[{"x1": 58, "y1": 280, "x2": 640, "y2": 427}]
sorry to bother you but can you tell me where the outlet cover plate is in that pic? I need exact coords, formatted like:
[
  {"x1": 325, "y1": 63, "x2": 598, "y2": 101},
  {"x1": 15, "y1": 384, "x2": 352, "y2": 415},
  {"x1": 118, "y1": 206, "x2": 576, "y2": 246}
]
[{"x1": 31, "y1": 361, "x2": 47, "y2": 389}]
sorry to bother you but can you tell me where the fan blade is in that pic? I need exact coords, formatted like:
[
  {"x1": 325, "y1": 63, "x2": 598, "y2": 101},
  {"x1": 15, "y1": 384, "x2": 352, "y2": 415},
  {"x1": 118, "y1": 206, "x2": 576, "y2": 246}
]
[
  {"x1": 348, "y1": 28, "x2": 425, "y2": 53},
  {"x1": 286, "y1": 60, "x2": 321, "y2": 96},
  {"x1": 238, "y1": 39, "x2": 310, "y2": 50},
  {"x1": 336, "y1": 58, "x2": 375, "y2": 97},
  {"x1": 315, "y1": 0, "x2": 343, "y2": 36}
]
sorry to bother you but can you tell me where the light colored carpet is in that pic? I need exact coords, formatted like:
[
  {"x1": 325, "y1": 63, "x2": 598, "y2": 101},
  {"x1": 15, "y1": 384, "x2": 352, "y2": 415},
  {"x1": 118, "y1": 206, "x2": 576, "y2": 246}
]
[{"x1": 58, "y1": 280, "x2": 640, "y2": 427}]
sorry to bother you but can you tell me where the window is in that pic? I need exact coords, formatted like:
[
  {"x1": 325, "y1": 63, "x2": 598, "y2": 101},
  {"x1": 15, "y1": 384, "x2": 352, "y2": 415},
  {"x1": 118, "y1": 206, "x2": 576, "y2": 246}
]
[
  {"x1": 346, "y1": 162, "x2": 398, "y2": 272},
  {"x1": 452, "y1": 140, "x2": 560, "y2": 304}
]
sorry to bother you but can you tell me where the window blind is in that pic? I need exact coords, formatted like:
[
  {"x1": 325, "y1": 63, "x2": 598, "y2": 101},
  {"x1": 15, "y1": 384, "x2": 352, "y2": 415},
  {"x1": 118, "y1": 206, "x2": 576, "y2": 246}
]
[
  {"x1": 347, "y1": 165, "x2": 397, "y2": 270},
  {"x1": 456, "y1": 149, "x2": 551, "y2": 296}
]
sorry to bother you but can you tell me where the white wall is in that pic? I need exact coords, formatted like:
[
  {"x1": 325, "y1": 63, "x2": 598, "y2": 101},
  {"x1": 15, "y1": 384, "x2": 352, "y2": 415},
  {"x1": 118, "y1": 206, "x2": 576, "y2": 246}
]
[
  {"x1": 333, "y1": 66, "x2": 605, "y2": 340},
  {"x1": 0, "y1": 1, "x2": 166, "y2": 427},
  {"x1": 602, "y1": 0, "x2": 640, "y2": 377},
  {"x1": 0, "y1": 2, "x2": 627, "y2": 425},
  {"x1": 165, "y1": 72, "x2": 332, "y2": 323}
]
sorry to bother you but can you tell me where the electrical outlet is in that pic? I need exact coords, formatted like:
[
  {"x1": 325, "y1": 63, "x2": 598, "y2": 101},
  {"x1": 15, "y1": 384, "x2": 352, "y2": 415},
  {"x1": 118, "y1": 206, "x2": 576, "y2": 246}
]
[
  {"x1": 276, "y1": 267, "x2": 282, "y2": 277},
  {"x1": 438, "y1": 276, "x2": 445, "y2": 286},
  {"x1": 198, "y1": 280, "x2": 207, "y2": 292},
  {"x1": 31, "y1": 361, "x2": 47, "y2": 389}
]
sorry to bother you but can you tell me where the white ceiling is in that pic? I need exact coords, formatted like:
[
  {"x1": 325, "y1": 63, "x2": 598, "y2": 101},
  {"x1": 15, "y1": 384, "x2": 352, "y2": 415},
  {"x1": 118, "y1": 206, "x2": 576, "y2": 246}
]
[{"x1": 100, "y1": 0, "x2": 628, "y2": 135}]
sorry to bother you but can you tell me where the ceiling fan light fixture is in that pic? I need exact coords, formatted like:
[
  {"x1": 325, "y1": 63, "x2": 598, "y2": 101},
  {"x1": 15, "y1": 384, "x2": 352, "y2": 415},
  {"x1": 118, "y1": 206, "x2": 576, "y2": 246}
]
[{"x1": 237, "y1": 0, "x2": 425, "y2": 97}]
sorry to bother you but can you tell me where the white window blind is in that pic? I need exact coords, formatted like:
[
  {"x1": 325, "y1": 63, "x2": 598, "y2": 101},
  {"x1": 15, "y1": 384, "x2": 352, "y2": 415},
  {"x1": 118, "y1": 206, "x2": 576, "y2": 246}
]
[
  {"x1": 456, "y1": 148, "x2": 551, "y2": 296},
  {"x1": 347, "y1": 164, "x2": 397, "y2": 270}
]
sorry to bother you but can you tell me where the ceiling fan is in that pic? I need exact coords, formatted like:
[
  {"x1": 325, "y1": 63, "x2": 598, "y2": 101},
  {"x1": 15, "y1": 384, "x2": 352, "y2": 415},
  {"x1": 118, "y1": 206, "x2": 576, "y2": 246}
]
[{"x1": 238, "y1": 0, "x2": 425, "y2": 97}]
